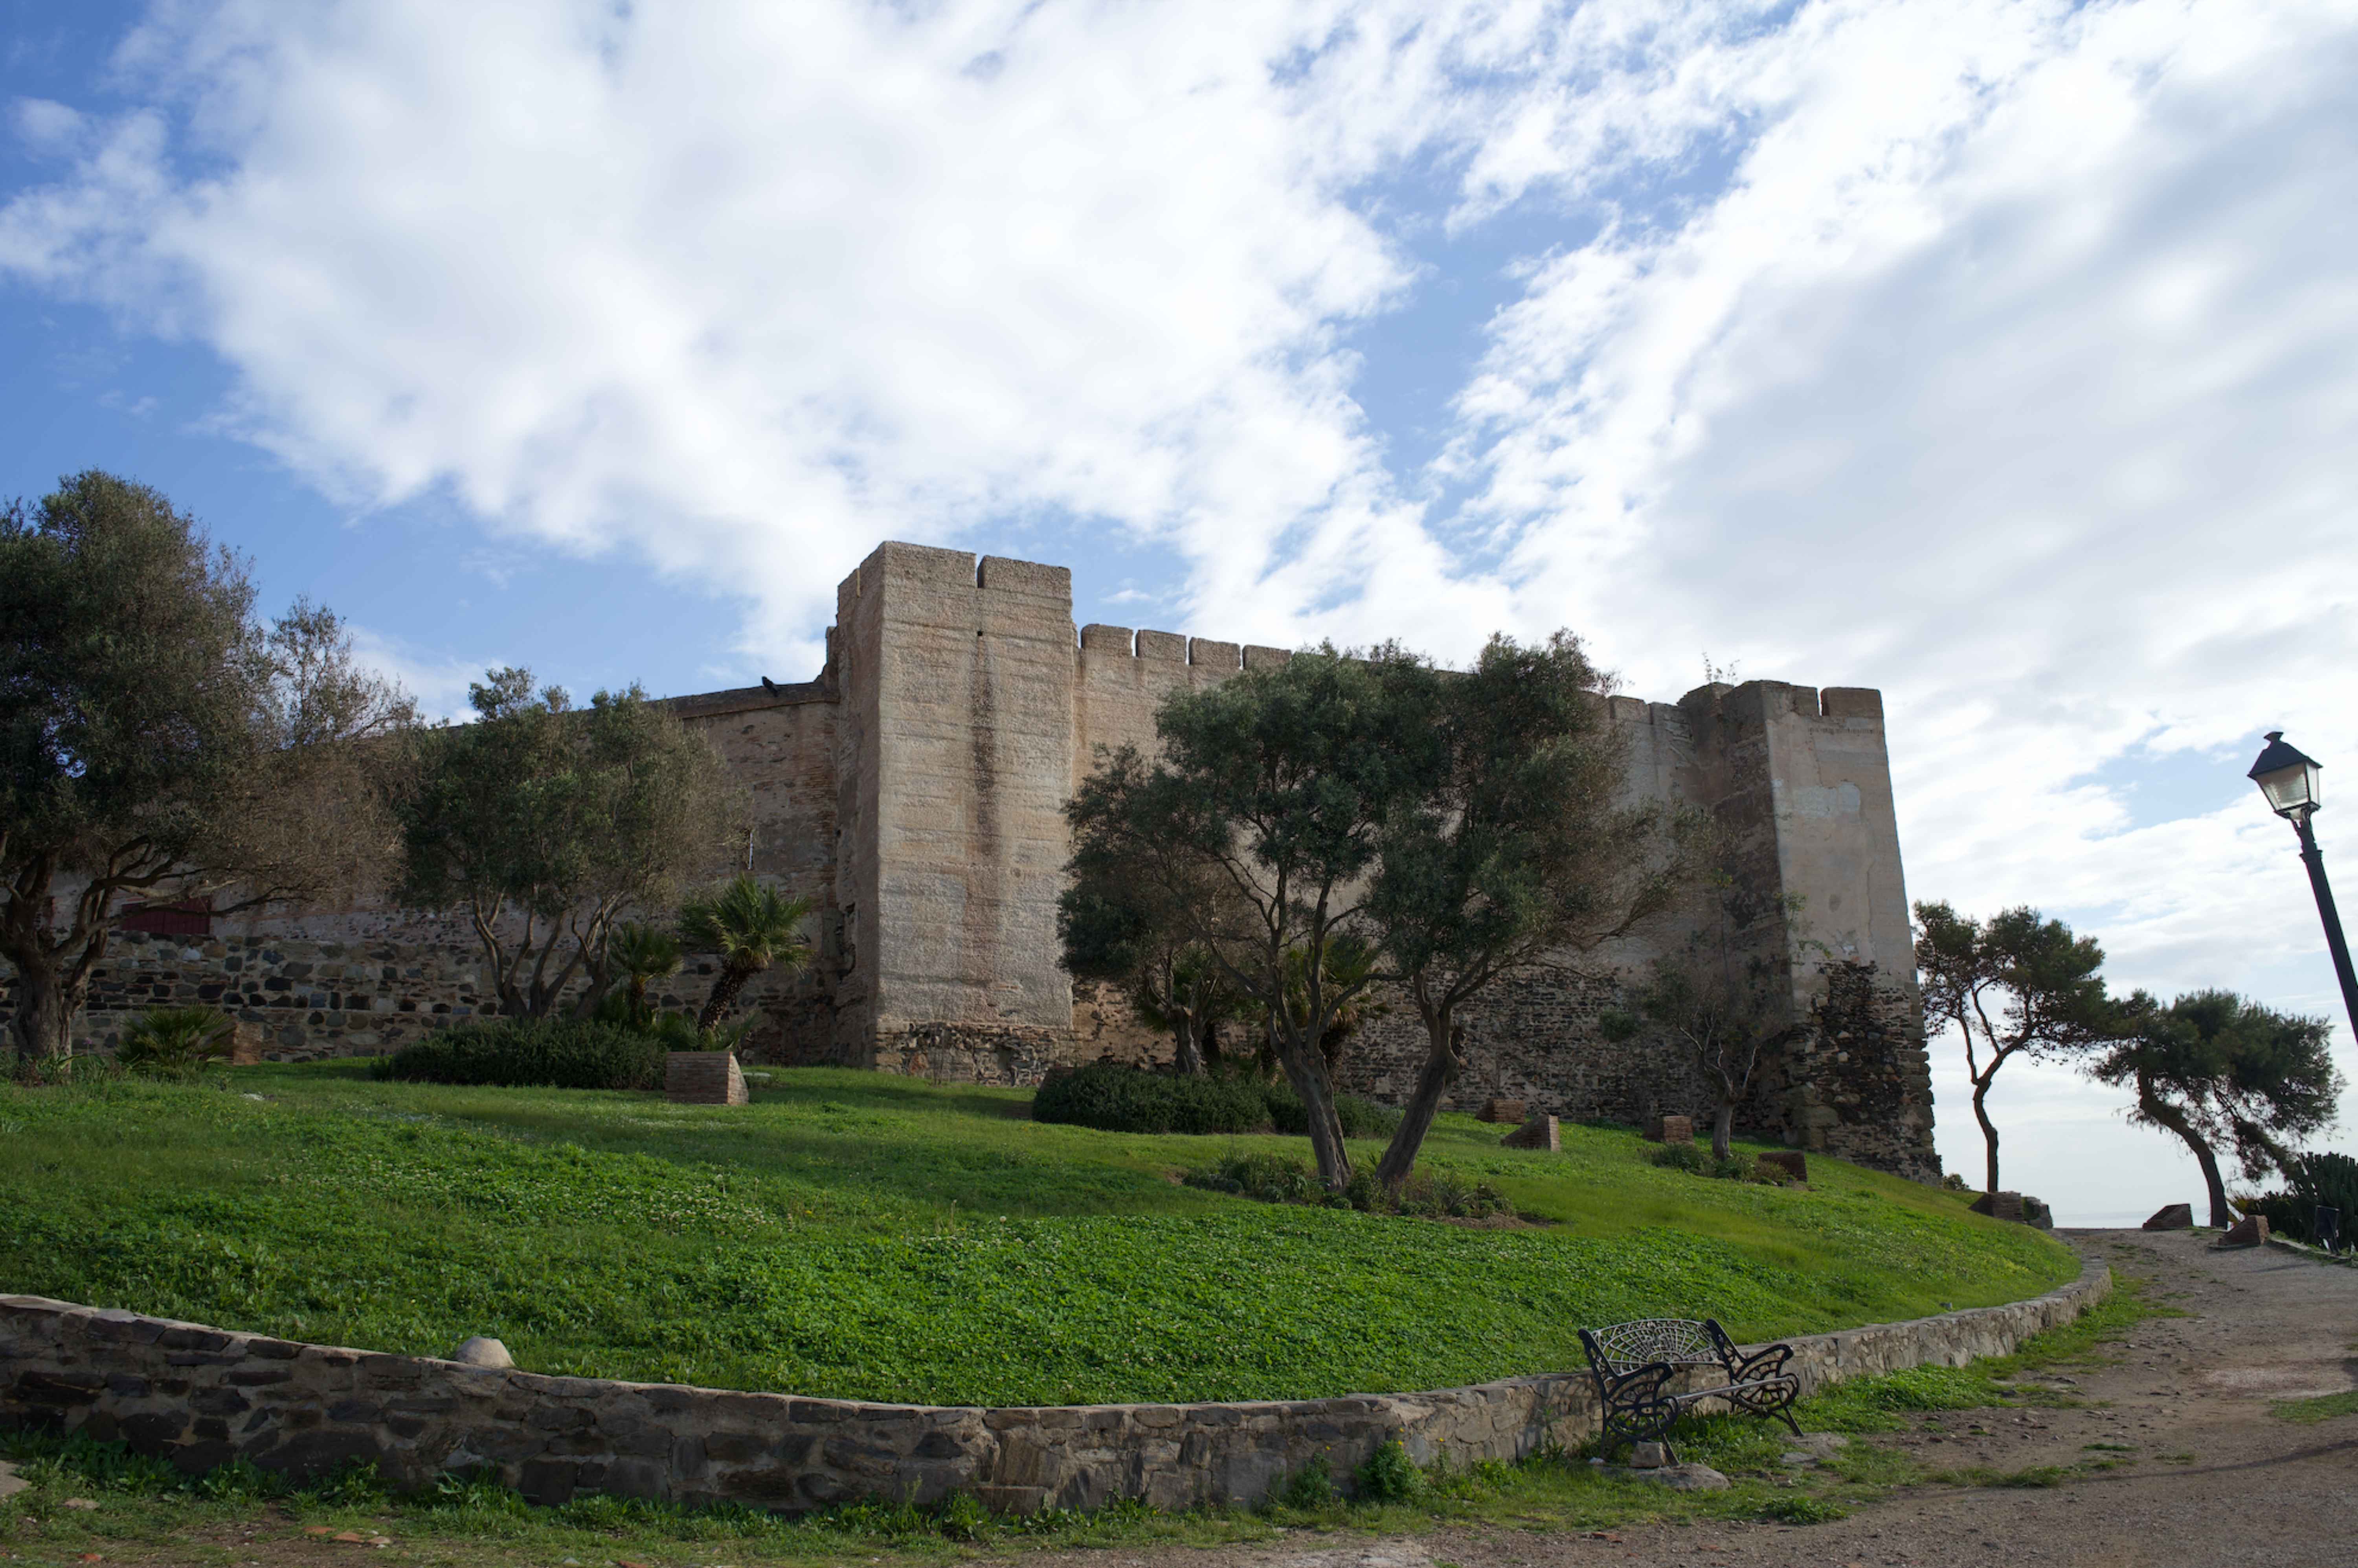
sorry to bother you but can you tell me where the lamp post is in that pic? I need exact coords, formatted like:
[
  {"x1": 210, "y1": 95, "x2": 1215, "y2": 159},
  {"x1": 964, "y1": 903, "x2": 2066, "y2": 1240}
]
[{"x1": 2247, "y1": 731, "x2": 2358, "y2": 1039}]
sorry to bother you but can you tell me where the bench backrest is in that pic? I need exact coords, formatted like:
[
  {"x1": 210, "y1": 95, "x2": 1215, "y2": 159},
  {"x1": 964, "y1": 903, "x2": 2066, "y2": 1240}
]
[{"x1": 1580, "y1": 1318, "x2": 1720, "y2": 1374}]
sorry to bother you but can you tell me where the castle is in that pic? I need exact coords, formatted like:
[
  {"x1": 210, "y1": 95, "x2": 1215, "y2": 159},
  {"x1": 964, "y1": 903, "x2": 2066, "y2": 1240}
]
[{"x1": 42, "y1": 540, "x2": 1941, "y2": 1179}]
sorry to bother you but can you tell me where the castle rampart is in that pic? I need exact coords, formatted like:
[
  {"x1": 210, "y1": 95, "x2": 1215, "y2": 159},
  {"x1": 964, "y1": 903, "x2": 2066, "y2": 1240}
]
[{"x1": 4, "y1": 540, "x2": 1938, "y2": 1179}]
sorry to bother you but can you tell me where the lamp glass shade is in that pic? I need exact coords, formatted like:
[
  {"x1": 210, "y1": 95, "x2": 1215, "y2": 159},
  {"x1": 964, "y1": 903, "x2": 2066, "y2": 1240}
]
[{"x1": 2255, "y1": 759, "x2": 2322, "y2": 817}]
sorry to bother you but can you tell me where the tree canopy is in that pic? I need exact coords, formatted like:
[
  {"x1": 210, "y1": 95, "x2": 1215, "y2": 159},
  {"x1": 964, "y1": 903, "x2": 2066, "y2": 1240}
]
[
  {"x1": 1361, "y1": 632, "x2": 1706, "y2": 1185},
  {"x1": 2093, "y1": 988, "x2": 2342, "y2": 1226},
  {"x1": 391, "y1": 668, "x2": 747, "y2": 1021},
  {"x1": 1, "y1": 471, "x2": 414, "y2": 1065},
  {"x1": 1914, "y1": 901, "x2": 2128, "y2": 1193},
  {"x1": 1063, "y1": 635, "x2": 1704, "y2": 1191}
]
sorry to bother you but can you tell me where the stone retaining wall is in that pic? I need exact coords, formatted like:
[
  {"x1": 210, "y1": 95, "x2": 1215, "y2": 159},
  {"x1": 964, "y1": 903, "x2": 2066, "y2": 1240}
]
[{"x1": 0, "y1": 1253, "x2": 2107, "y2": 1513}]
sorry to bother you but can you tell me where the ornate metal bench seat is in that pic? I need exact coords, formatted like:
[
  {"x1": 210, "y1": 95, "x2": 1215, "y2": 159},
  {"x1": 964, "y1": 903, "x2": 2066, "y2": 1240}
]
[{"x1": 1576, "y1": 1318, "x2": 1803, "y2": 1462}]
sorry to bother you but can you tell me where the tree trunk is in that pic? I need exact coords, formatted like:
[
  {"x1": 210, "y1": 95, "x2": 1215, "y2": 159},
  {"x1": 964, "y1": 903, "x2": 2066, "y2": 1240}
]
[
  {"x1": 1170, "y1": 1011, "x2": 1205, "y2": 1077},
  {"x1": 1275, "y1": 1031, "x2": 1352, "y2": 1189},
  {"x1": 2138, "y1": 1085, "x2": 2232, "y2": 1228},
  {"x1": 6, "y1": 951, "x2": 76, "y2": 1069},
  {"x1": 1375, "y1": 1006, "x2": 1461, "y2": 1191},
  {"x1": 1712, "y1": 1098, "x2": 1736, "y2": 1162},
  {"x1": 1972, "y1": 1076, "x2": 2000, "y2": 1193},
  {"x1": 697, "y1": 961, "x2": 757, "y2": 1035}
]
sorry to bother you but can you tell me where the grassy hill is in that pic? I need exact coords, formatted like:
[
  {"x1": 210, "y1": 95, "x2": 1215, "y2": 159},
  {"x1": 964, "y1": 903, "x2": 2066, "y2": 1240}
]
[{"x1": 0, "y1": 1064, "x2": 2073, "y2": 1406}]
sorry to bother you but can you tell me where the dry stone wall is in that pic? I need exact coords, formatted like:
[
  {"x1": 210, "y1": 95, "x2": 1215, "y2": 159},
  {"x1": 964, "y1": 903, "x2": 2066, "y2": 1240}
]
[{"x1": 0, "y1": 1253, "x2": 2108, "y2": 1513}]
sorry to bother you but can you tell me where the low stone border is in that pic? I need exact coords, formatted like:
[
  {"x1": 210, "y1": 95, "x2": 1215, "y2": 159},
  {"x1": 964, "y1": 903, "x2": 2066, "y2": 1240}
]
[{"x1": 1, "y1": 1252, "x2": 2109, "y2": 1515}]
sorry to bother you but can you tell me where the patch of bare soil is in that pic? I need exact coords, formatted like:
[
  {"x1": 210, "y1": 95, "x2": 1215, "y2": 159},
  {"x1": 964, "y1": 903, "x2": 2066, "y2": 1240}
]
[{"x1": 1041, "y1": 1230, "x2": 2358, "y2": 1568}]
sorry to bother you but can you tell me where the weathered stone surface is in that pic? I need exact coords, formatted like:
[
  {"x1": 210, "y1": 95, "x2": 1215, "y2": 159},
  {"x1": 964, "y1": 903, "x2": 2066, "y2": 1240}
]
[
  {"x1": 1500, "y1": 1116, "x2": 1559, "y2": 1152},
  {"x1": 1651, "y1": 1462, "x2": 1729, "y2": 1491},
  {"x1": 1478, "y1": 1100, "x2": 1527, "y2": 1125},
  {"x1": 665, "y1": 1052, "x2": 748, "y2": 1106},
  {"x1": 1629, "y1": 1441, "x2": 1668, "y2": 1469},
  {"x1": 0, "y1": 1256, "x2": 2108, "y2": 1516},
  {"x1": 2216, "y1": 1214, "x2": 2270, "y2": 1249},
  {"x1": 451, "y1": 1338, "x2": 514, "y2": 1370},
  {"x1": 1649, "y1": 1114, "x2": 1695, "y2": 1146},
  {"x1": 0, "y1": 1458, "x2": 26, "y2": 1500},
  {"x1": 1971, "y1": 1191, "x2": 2026, "y2": 1223},
  {"x1": 2143, "y1": 1203, "x2": 2195, "y2": 1231}
]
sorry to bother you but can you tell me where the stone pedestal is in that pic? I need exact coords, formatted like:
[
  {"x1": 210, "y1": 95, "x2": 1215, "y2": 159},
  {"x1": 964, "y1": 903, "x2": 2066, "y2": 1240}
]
[
  {"x1": 666, "y1": 1051, "x2": 749, "y2": 1106},
  {"x1": 2215, "y1": 1213, "x2": 2270, "y2": 1249},
  {"x1": 1647, "y1": 1114, "x2": 1695, "y2": 1145},
  {"x1": 1478, "y1": 1099, "x2": 1527, "y2": 1124},
  {"x1": 2142, "y1": 1203, "x2": 2194, "y2": 1231}
]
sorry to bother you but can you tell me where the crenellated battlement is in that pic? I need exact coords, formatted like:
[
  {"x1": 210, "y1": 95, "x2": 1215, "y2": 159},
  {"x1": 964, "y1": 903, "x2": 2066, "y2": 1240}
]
[{"x1": 1077, "y1": 623, "x2": 1292, "y2": 670}]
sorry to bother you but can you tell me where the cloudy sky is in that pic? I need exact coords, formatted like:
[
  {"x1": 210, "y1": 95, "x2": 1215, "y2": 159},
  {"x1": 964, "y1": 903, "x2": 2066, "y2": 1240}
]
[{"x1": 6, "y1": 0, "x2": 2354, "y2": 1221}]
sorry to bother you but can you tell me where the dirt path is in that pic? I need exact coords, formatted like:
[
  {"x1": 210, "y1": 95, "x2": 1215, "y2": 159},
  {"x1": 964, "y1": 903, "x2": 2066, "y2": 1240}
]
[{"x1": 1056, "y1": 1229, "x2": 2358, "y2": 1568}]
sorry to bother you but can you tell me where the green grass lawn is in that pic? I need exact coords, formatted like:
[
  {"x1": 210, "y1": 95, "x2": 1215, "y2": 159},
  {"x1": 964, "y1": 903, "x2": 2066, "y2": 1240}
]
[{"x1": 0, "y1": 1064, "x2": 2073, "y2": 1406}]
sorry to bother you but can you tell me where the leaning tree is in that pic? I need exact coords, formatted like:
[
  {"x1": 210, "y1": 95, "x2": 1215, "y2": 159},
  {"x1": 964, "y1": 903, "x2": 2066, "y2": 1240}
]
[
  {"x1": 1914, "y1": 901, "x2": 2129, "y2": 1193},
  {"x1": 1, "y1": 472, "x2": 415, "y2": 1068},
  {"x1": 391, "y1": 668, "x2": 747, "y2": 1021},
  {"x1": 2093, "y1": 989, "x2": 2342, "y2": 1227}
]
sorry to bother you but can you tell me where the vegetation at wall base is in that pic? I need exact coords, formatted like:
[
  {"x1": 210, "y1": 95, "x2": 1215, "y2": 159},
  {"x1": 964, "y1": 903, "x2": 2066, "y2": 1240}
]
[
  {"x1": 1032, "y1": 1061, "x2": 1402, "y2": 1139},
  {"x1": 373, "y1": 1018, "x2": 665, "y2": 1091},
  {"x1": 2237, "y1": 1150, "x2": 2358, "y2": 1245},
  {"x1": 1, "y1": 1063, "x2": 2072, "y2": 1406}
]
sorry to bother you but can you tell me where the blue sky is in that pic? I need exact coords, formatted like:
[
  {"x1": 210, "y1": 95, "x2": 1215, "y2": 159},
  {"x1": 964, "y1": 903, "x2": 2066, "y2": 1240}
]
[{"x1": 6, "y1": 0, "x2": 2357, "y2": 1219}]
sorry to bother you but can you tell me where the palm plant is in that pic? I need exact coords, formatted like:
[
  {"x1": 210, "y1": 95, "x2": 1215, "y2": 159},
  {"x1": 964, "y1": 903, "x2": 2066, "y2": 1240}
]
[
  {"x1": 116, "y1": 1006, "x2": 234, "y2": 1078},
  {"x1": 604, "y1": 921, "x2": 683, "y2": 1026},
  {"x1": 677, "y1": 876, "x2": 814, "y2": 1040}
]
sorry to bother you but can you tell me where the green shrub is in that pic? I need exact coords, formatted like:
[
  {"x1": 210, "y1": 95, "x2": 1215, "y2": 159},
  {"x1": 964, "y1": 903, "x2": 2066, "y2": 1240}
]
[
  {"x1": 1031, "y1": 1063, "x2": 1271, "y2": 1134},
  {"x1": 1185, "y1": 1150, "x2": 1324, "y2": 1202},
  {"x1": 1272, "y1": 1460, "x2": 1336, "y2": 1509},
  {"x1": 374, "y1": 1019, "x2": 664, "y2": 1091},
  {"x1": 115, "y1": 1006, "x2": 233, "y2": 1079},
  {"x1": 1355, "y1": 1439, "x2": 1427, "y2": 1503},
  {"x1": 1649, "y1": 1142, "x2": 1754, "y2": 1182},
  {"x1": 1261, "y1": 1081, "x2": 1403, "y2": 1139},
  {"x1": 2241, "y1": 1151, "x2": 2358, "y2": 1245},
  {"x1": 1190, "y1": 1152, "x2": 1513, "y2": 1220}
]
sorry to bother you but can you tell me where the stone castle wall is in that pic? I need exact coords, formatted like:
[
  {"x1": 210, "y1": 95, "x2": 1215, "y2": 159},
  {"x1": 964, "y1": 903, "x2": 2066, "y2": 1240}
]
[{"x1": 7, "y1": 538, "x2": 1939, "y2": 1179}]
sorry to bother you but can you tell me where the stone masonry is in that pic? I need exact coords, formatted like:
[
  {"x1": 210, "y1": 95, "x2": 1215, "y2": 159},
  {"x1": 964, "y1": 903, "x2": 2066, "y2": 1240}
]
[
  {"x1": 0, "y1": 1254, "x2": 2107, "y2": 1512},
  {"x1": 3, "y1": 540, "x2": 1938, "y2": 1178}
]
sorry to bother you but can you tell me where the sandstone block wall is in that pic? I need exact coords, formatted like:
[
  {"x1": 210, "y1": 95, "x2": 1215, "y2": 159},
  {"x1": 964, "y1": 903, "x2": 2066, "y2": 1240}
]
[{"x1": 0, "y1": 1254, "x2": 2106, "y2": 1512}]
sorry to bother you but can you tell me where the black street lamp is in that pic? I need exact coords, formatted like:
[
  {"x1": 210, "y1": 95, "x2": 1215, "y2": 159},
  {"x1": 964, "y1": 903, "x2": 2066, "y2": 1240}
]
[{"x1": 2248, "y1": 731, "x2": 2358, "y2": 1039}]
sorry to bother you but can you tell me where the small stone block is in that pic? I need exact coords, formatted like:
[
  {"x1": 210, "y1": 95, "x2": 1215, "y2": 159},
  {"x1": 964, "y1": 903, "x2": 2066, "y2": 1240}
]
[
  {"x1": 1478, "y1": 1099, "x2": 1526, "y2": 1124},
  {"x1": 2215, "y1": 1214, "x2": 2270, "y2": 1249},
  {"x1": 450, "y1": 1336, "x2": 512, "y2": 1370},
  {"x1": 1653, "y1": 1463, "x2": 1730, "y2": 1491},
  {"x1": 1501, "y1": 1115, "x2": 1559, "y2": 1152},
  {"x1": 2143, "y1": 1203, "x2": 2194, "y2": 1231},
  {"x1": 666, "y1": 1051, "x2": 748, "y2": 1106},
  {"x1": 1647, "y1": 1114, "x2": 1694, "y2": 1145},
  {"x1": 2021, "y1": 1195, "x2": 2054, "y2": 1230},
  {"x1": 1970, "y1": 1190, "x2": 2025, "y2": 1223},
  {"x1": 1756, "y1": 1151, "x2": 1807, "y2": 1182},
  {"x1": 1629, "y1": 1441, "x2": 1668, "y2": 1469},
  {"x1": 0, "y1": 1459, "x2": 27, "y2": 1502}
]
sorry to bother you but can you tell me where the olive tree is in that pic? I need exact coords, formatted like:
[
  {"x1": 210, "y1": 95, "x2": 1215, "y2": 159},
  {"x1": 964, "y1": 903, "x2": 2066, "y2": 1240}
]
[
  {"x1": 392, "y1": 668, "x2": 747, "y2": 1020},
  {"x1": 1064, "y1": 647, "x2": 1438, "y2": 1188},
  {"x1": 1364, "y1": 633, "x2": 1708, "y2": 1187},
  {"x1": 1, "y1": 472, "x2": 414, "y2": 1068}
]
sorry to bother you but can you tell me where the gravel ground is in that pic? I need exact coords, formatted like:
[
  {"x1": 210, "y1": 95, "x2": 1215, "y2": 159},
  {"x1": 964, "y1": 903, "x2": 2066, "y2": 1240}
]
[{"x1": 1043, "y1": 1228, "x2": 2358, "y2": 1568}]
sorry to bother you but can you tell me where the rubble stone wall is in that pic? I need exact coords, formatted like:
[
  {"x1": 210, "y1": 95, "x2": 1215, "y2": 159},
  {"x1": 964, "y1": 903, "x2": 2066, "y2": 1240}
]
[{"x1": 0, "y1": 1253, "x2": 2107, "y2": 1513}]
